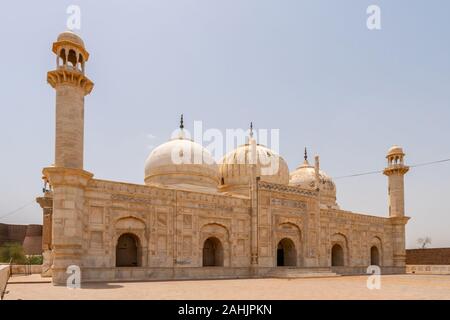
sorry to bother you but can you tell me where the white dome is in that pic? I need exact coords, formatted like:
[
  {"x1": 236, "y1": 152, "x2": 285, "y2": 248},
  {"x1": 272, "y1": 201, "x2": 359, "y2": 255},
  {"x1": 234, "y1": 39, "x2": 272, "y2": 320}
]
[
  {"x1": 219, "y1": 143, "x2": 290, "y2": 195},
  {"x1": 289, "y1": 159, "x2": 338, "y2": 209},
  {"x1": 144, "y1": 134, "x2": 219, "y2": 189}
]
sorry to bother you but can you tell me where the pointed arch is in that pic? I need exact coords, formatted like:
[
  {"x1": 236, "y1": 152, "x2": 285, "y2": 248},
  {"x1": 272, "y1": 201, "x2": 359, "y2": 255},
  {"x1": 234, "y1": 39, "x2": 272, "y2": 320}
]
[
  {"x1": 370, "y1": 236, "x2": 383, "y2": 266},
  {"x1": 331, "y1": 232, "x2": 349, "y2": 266},
  {"x1": 116, "y1": 233, "x2": 140, "y2": 267},
  {"x1": 200, "y1": 223, "x2": 231, "y2": 267}
]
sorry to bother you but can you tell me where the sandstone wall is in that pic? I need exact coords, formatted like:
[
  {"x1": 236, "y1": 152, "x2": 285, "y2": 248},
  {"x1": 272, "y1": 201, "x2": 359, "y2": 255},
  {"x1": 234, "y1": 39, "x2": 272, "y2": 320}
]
[
  {"x1": 319, "y1": 209, "x2": 394, "y2": 267},
  {"x1": 0, "y1": 224, "x2": 27, "y2": 245},
  {"x1": 0, "y1": 265, "x2": 9, "y2": 299},
  {"x1": 0, "y1": 264, "x2": 42, "y2": 275},
  {"x1": 406, "y1": 248, "x2": 450, "y2": 265},
  {"x1": 0, "y1": 223, "x2": 43, "y2": 255},
  {"x1": 79, "y1": 179, "x2": 398, "y2": 273},
  {"x1": 82, "y1": 179, "x2": 251, "y2": 269},
  {"x1": 406, "y1": 265, "x2": 450, "y2": 274},
  {"x1": 257, "y1": 182, "x2": 320, "y2": 268}
]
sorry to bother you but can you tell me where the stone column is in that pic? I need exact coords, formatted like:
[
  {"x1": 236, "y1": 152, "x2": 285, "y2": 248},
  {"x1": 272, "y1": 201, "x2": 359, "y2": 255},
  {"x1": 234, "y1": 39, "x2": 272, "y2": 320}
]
[
  {"x1": 36, "y1": 193, "x2": 53, "y2": 277},
  {"x1": 43, "y1": 167, "x2": 93, "y2": 285},
  {"x1": 390, "y1": 216, "x2": 410, "y2": 267}
]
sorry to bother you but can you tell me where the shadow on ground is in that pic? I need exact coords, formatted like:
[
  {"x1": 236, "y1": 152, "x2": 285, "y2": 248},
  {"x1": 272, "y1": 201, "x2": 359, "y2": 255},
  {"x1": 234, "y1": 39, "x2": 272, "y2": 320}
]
[{"x1": 80, "y1": 283, "x2": 124, "y2": 290}]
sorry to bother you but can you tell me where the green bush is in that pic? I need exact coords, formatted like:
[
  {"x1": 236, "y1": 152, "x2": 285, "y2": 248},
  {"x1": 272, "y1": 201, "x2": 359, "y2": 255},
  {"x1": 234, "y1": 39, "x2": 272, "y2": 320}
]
[
  {"x1": 0, "y1": 242, "x2": 27, "y2": 264},
  {"x1": 27, "y1": 255, "x2": 43, "y2": 265}
]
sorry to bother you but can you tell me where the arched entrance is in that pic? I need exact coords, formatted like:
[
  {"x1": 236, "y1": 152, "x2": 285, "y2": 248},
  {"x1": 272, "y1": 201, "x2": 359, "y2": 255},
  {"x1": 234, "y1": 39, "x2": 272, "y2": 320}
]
[
  {"x1": 370, "y1": 246, "x2": 380, "y2": 266},
  {"x1": 277, "y1": 238, "x2": 297, "y2": 266},
  {"x1": 116, "y1": 233, "x2": 139, "y2": 267},
  {"x1": 331, "y1": 244, "x2": 344, "y2": 266},
  {"x1": 202, "y1": 237, "x2": 224, "y2": 266}
]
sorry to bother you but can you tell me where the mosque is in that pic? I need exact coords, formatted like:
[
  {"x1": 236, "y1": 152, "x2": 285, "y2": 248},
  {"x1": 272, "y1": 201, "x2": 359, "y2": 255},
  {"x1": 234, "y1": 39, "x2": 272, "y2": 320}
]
[{"x1": 37, "y1": 31, "x2": 410, "y2": 284}]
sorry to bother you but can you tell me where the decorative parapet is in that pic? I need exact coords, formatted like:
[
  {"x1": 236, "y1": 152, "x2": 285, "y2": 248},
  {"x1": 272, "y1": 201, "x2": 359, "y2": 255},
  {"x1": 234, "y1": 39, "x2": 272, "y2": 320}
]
[
  {"x1": 258, "y1": 181, "x2": 318, "y2": 197},
  {"x1": 89, "y1": 179, "x2": 175, "y2": 200},
  {"x1": 321, "y1": 208, "x2": 390, "y2": 224},
  {"x1": 88, "y1": 179, "x2": 250, "y2": 208}
]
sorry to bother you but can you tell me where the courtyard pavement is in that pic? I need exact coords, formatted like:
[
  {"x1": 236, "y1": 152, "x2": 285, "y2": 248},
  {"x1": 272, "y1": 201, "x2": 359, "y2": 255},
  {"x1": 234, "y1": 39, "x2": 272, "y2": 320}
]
[{"x1": 3, "y1": 274, "x2": 450, "y2": 300}]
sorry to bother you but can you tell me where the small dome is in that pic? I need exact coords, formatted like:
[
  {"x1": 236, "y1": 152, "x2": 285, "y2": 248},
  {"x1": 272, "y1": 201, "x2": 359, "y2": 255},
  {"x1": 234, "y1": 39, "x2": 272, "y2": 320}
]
[
  {"x1": 57, "y1": 30, "x2": 85, "y2": 48},
  {"x1": 289, "y1": 159, "x2": 338, "y2": 209},
  {"x1": 219, "y1": 143, "x2": 290, "y2": 194},
  {"x1": 387, "y1": 145, "x2": 404, "y2": 157},
  {"x1": 144, "y1": 132, "x2": 219, "y2": 189}
]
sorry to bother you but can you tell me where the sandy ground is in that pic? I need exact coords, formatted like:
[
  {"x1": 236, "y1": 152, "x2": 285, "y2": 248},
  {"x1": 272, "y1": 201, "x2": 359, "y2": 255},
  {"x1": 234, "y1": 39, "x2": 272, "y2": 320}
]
[{"x1": 3, "y1": 274, "x2": 450, "y2": 300}]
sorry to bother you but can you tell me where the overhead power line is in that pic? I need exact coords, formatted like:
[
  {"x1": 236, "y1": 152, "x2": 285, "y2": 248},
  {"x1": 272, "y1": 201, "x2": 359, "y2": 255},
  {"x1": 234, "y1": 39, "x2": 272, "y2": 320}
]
[
  {"x1": 0, "y1": 199, "x2": 36, "y2": 221},
  {"x1": 410, "y1": 158, "x2": 450, "y2": 168},
  {"x1": 334, "y1": 170, "x2": 383, "y2": 180},
  {"x1": 333, "y1": 157, "x2": 450, "y2": 180}
]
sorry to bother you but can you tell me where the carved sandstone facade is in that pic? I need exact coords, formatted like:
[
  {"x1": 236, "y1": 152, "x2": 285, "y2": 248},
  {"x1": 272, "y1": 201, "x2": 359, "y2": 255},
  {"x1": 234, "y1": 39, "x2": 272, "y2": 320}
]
[{"x1": 38, "y1": 31, "x2": 410, "y2": 285}]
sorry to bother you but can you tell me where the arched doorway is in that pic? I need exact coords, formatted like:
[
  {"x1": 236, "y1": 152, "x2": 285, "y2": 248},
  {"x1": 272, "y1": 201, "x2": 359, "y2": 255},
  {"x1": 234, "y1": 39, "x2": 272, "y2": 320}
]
[
  {"x1": 277, "y1": 238, "x2": 297, "y2": 266},
  {"x1": 370, "y1": 246, "x2": 380, "y2": 266},
  {"x1": 116, "y1": 233, "x2": 139, "y2": 267},
  {"x1": 331, "y1": 244, "x2": 344, "y2": 266},
  {"x1": 202, "y1": 237, "x2": 224, "y2": 266}
]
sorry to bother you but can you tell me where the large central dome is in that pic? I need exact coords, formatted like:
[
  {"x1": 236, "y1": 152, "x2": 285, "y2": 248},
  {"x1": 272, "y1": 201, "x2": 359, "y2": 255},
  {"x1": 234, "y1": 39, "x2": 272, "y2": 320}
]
[{"x1": 144, "y1": 130, "x2": 219, "y2": 189}]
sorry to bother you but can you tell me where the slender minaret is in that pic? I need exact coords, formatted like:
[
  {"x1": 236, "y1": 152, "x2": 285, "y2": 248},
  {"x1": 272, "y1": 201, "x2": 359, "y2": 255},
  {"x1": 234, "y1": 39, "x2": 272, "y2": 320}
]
[
  {"x1": 43, "y1": 31, "x2": 94, "y2": 285},
  {"x1": 383, "y1": 145, "x2": 410, "y2": 268},
  {"x1": 383, "y1": 146, "x2": 409, "y2": 217},
  {"x1": 314, "y1": 154, "x2": 320, "y2": 190},
  {"x1": 248, "y1": 122, "x2": 259, "y2": 266},
  {"x1": 47, "y1": 30, "x2": 94, "y2": 168}
]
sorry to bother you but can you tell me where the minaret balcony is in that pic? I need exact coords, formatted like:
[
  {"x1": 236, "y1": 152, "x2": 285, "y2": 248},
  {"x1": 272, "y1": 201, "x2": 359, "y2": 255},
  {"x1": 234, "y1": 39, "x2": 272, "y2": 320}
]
[
  {"x1": 47, "y1": 68, "x2": 94, "y2": 96},
  {"x1": 383, "y1": 164, "x2": 409, "y2": 176}
]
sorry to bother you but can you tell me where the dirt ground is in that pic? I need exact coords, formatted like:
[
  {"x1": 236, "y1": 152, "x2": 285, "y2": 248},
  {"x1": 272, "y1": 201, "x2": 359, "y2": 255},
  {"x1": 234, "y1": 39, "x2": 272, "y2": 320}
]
[{"x1": 3, "y1": 274, "x2": 450, "y2": 300}]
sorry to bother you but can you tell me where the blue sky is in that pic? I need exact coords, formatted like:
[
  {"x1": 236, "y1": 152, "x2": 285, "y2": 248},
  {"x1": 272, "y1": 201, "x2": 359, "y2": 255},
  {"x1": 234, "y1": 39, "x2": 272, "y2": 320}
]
[{"x1": 0, "y1": 1, "x2": 449, "y2": 248}]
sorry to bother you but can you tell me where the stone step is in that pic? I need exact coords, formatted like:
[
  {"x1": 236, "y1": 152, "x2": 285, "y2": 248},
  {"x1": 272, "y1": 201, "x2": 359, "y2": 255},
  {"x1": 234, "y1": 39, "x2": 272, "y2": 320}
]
[{"x1": 266, "y1": 267, "x2": 340, "y2": 279}]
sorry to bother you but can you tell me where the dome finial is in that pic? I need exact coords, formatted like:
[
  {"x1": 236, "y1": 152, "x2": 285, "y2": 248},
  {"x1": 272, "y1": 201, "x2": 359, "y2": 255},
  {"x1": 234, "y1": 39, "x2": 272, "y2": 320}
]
[
  {"x1": 301, "y1": 147, "x2": 310, "y2": 166},
  {"x1": 249, "y1": 122, "x2": 254, "y2": 138},
  {"x1": 180, "y1": 114, "x2": 184, "y2": 129}
]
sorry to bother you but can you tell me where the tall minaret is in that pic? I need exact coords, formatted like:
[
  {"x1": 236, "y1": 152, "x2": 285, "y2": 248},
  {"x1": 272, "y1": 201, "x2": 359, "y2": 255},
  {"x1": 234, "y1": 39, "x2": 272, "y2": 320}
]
[
  {"x1": 43, "y1": 31, "x2": 94, "y2": 285},
  {"x1": 383, "y1": 146, "x2": 409, "y2": 217},
  {"x1": 383, "y1": 145, "x2": 410, "y2": 268},
  {"x1": 47, "y1": 30, "x2": 94, "y2": 168}
]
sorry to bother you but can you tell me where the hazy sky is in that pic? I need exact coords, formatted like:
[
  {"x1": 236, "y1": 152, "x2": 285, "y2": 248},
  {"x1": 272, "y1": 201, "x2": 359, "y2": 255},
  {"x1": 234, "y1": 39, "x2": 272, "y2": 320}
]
[{"x1": 0, "y1": 1, "x2": 449, "y2": 249}]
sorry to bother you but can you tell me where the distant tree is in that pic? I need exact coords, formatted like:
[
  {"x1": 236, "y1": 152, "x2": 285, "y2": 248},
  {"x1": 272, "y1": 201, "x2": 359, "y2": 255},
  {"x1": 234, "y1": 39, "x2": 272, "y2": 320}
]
[
  {"x1": 417, "y1": 237, "x2": 432, "y2": 249},
  {"x1": 0, "y1": 242, "x2": 27, "y2": 263}
]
